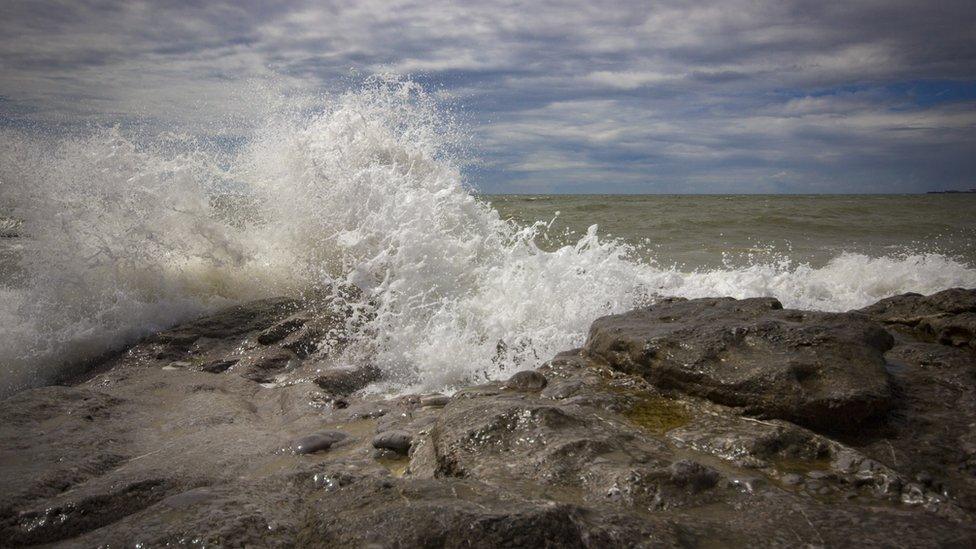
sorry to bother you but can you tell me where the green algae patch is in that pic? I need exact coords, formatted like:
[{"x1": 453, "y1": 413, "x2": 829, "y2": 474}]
[
  {"x1": 623, "y1": 396, "x2": 690, "y2": 434},
  {"x1": 377, "y1": 456, "x2": 409, "y2": 477},
  {"x1": 770, "y1": 455, "x2": 832, "y2": 475}
]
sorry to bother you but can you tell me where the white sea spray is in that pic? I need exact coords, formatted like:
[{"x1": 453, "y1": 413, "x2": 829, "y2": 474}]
[{"x1": 1, "y1": 78, "x2": 975, "y2": 395}]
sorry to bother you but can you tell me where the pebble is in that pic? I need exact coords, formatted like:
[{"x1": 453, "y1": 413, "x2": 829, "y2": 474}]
[
  {"x1": 372, "y1": 430, "x2": 413, "y2": 455},
  {"x1": 420, "y1": 394, "x2": 451, "y2": 407},
  {"x1": 291, "y1": 430, "x2": 348, "y2": 455}
]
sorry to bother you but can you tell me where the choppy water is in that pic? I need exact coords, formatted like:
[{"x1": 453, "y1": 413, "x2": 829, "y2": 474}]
[
  {"x1": 2, "y1": 78, "x2": 975, "y2": 396},
  {"x1": 490, "y1": 194, "x2": 976, "y2": 269}
]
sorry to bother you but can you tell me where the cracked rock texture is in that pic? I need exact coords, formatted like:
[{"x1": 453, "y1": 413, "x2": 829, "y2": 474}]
[{"x1": 2, "y1": 289, "x2": 976, "y2": 547}]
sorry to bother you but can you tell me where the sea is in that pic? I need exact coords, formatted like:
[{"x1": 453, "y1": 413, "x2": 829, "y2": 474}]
[{"x1": 2, "y1": 81, "x2": 975, "y2": 395}]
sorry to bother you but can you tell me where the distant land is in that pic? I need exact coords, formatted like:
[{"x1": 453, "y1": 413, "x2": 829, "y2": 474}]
[{"x1": 927, "y1": 188, "x2": 976, "y2": 194}]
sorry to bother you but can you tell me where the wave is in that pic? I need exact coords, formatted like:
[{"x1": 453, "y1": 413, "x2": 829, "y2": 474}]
[{"x1": 2, "y1": 78, "x2": 975, "y2": 395}]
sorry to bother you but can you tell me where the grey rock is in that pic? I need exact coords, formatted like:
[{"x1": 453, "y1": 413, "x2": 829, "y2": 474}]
[
  {"x1": 257, "y1": 316, "x2": 307, "y2": 345},
  {"x1": 781, "y1": 473, "x2": 803, "y2": 486},
  {"x1": 292, "y1": 430, "x2": 348, "y2": 454},
  {"x1": 152, "y1": 297, "x2": 302, "y2": 349},
  {"x1": 585, "y1": 296, "x2": 894, "y2": 431},
  {"x1": 420, "y1": 394, "x2": 451, "y2": 407},
  {"x1": 3, "y1": 290, "x2": 976, "y2": 547},
  {"x1": 503, "y1": 370, "x2": 548, "y2": 391},
  {"x1": 857, "y1": 288, "x2": 976, "y2": 326},
  {"x1": 235, "y1": 347, "x2": 295, "y2": 382},
  {"x1": 668, "y1": 460, "x2": 720, "y2": 492},
  {"x1": 314, "y1": 365, "x2": 381, "y2": 396},
  {"x1": 199, "y1": 358, "x2": 238, "y2": 373},
  {"x1": 920, "y1": 312, "x2": 976, "y2": 349},
  {"x1": 372, "y1": 430, "x2": 412, "y2": 455}
]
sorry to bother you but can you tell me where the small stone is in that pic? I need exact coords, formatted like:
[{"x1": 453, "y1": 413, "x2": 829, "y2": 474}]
[
  {"x1": 372, "y1": 430, "x2": 412, "y2": 455},
  {"x1": 503, "y1": 370, "x2": 548, "y2": 392},
  {"x1": 292, "y1": 430, "x2": 348, "y2": 454},
  {"x1": 420, "y1": 394, "x2": 450, "y2": 408}
]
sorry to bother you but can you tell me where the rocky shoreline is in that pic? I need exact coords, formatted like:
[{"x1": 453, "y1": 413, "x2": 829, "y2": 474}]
[{"x1": 2, "y1": 289, "x2": 975, "y2": 547}]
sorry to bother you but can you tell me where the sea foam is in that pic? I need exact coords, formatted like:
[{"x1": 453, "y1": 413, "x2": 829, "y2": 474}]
[{"x1": 2, "y1": 78, "x2": 975, "y2": 395}]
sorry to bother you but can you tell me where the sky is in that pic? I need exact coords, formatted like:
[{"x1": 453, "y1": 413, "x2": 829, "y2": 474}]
[{"x1": 1, "y1": 0, "x2": 975, "y2": 194}]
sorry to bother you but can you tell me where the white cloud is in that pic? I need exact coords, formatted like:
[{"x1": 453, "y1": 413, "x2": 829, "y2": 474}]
[{"x1": 1, "y1": 0, "x2": 974, "y2": 192}]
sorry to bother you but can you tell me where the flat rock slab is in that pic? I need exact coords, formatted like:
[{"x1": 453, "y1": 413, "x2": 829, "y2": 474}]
[
  {"x1": 4, "y1": 290, "x2": 975, "y2": 547},
  {"x1": 857, "y1": 288, "x2": 976, "y2": 325},
  {"x1": 585, "y1": 297, "x2": 894, "y2": 432},
  {"x1": 858, "y1": 288, "x2": 976, "y2": 349}
]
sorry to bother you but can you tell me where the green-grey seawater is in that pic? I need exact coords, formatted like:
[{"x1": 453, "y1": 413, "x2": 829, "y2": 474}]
[{"x1": 488, "y1": 194, "x2": 976, "y2": 269}]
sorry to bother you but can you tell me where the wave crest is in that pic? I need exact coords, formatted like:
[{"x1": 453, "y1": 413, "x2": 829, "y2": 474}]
[{"x1": 2, "y1": 78, "x2": 975, "y2": 394}]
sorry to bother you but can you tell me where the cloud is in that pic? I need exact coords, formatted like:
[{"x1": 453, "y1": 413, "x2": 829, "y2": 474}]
[{"x1": 1, "y1": 0, "x2": 974, "y2": 192}]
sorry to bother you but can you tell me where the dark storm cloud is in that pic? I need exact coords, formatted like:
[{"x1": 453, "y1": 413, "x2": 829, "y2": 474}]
[{"x1": 1, "y1": 0, "x2": 974, "y2": 192}]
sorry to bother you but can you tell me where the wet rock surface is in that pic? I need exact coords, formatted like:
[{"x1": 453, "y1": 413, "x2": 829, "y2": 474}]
[
  {"x1": 585, "y1": 297, "x2": 894, "y2": 432},
  {"x1": 292, "y1": 430, "x2": 348, "y2": 454},
  {"x1": 502, "y1": 369, "x2": 549, "y2": 391},
  {"x1": 372, "y1": 430, "x2": 412, "y2": 455},
  {"x1": 2, "y1": 290, "x2": 976, "y2": 547},
  {"x1": 858, "y1": 288, "x2": 976, "y2": 350}
]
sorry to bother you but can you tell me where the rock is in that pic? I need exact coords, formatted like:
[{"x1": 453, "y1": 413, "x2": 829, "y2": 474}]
[
  {"x1": 257, "y1": 316, "x2": 307, "y2": 345},
  {"x1": 668, "y1": 460, "x2": 720, "y2": 492},
  {"x1": 781, "y1": 473, "x2": 803, "y2": 486},
  {"x1": 853, "y1": 338, "x2": 976, "y2": 510},
  {"x1": 857, "y1": 288, "x2": 976, "y2": 326},
  {"x1": 298, "y1": 477, "x2": 676, "y2": 548},
  {"x1": 372, "y1": 430, "x2": 412, "y2": 455},
  {"x1": 261, "y1": 305, "x2": 356, "y2": 359},
  {"x1": 314, "y1": 365, "x2": 381, "y2": 396},
  {"x1": 292, "y1": 431, "x2": 348, "y2": 454},
  {"x1": 152, "y1": 298, "x2": 302, "y2": 349},
  {"x1": 199, "y1": 358, "x2": 238, "y2": 373},
  {"x1": 408, "y1": 390, "x2": 733, "y2": 511},
  {"x1": 420, "y1": 394, "x2": 451, "y2": 407},
  {"x1": 585, "y1": 297, "x2": 894, "y2": 431},
  {"x1": 858, "y1": 288, "x2": 976, "y2": 350},
  {"x1": 234, "y1": 347, "x2": 295, "y2": 382},
  {"x1": 3, "y1": 291, "x2": 976, "y2": 547},
  {"x1": 920, "y1": 313, "x2": 976, "y2": 349},
  {"x1": 279, "y1": 325, "x2": 322, "y2": 358},
  {"x1": 503, "y1": 370, "x2": 548, "y2": 392}
]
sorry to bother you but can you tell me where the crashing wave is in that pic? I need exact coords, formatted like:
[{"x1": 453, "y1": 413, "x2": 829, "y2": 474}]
[{"x1": 1, "y1": 78, "x2": 975, "y2": 395}]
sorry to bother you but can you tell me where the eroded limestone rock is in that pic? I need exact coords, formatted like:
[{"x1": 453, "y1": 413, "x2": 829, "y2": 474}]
[{"x1": 585, "y1": 297, "x2": 894, "y2": 431}]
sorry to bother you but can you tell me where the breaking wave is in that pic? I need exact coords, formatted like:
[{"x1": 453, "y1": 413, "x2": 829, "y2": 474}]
[{"x1": 2, "y1": 78, "x2": 975, "y2": 394}]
